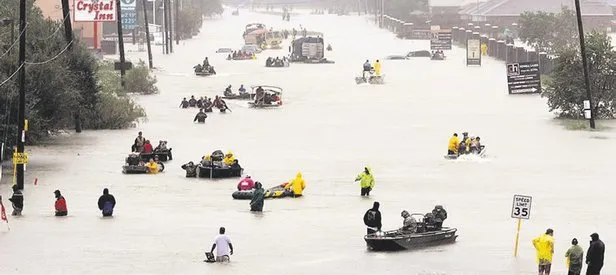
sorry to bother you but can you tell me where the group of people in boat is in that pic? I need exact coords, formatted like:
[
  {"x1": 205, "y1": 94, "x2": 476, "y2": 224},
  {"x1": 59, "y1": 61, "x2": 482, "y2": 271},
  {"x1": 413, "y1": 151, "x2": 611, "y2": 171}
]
[
  {"x1": 265, "y1": 56, "x2": 289, "y2": 67},
  {"x1": 180, "y1": 150, "x2": 243, "y2": 177},
  {"x1": 227, "y1": 51, "x2": 256, "y2": 60},
  {"x1": 223, "y1": 84, "x2": 248, "y2": 97},
  {"x1": 362, "y1": 59, "x2": 382, "y2": 80},
  {"x1": 126, "y1": 132, "x2": 168, "y2": 173},
  {"x1": 236, "y1": 173, "x2": 305, "y2": 197},
  {"x1": 253, "y1": 86, "x2": 280, "y2": 105},
  {"x1": 431, "y1": 50, "x2": 445, "y2": 59},
  {"x1": 364, "y1": 202, "x2": 448, "y2": 234},
  {"x1": 447, "y1": 132, "x2": 484, "y2": 155},
  {"x1": 194, "y1": 57, "x2": 216, "y2": 74}
]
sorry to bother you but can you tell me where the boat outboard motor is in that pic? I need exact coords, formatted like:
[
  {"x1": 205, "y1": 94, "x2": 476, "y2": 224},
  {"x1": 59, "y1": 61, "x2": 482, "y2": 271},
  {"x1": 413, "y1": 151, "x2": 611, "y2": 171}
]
[
  {"x1": 127, "y1": 154, "x2": 140, "y2": 166},
  {"x1": 432, "y1": 205, "x2": 447, "y2": 230}
]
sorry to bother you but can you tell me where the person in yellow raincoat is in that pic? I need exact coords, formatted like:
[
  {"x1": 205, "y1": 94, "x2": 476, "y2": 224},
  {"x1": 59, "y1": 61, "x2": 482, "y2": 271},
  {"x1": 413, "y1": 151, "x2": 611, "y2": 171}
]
[
  {"x1": 223, "y1": 151, "x2": 235, "y2": 166},
  {"x1": 145, "y1": 158, "x2": 159, "y2": 174},
  {"x1": 447, "y1": 133, "x2": 459, "y2": 155},
  {"x1": 355, "y1": 167, "x2": 375, "y2": 197},
  {"x1": 372, "y1": 60, "x2": 381, "y2": 76},
  {"x1": 533, "y1": 228, "x2": 555, "y2": 275},
  {"x1": 481, "y1": 43, "x2": 488, "y2": 55},
  {"x1": 285, "y1": 172, "x2": 305, "y2": 197}
]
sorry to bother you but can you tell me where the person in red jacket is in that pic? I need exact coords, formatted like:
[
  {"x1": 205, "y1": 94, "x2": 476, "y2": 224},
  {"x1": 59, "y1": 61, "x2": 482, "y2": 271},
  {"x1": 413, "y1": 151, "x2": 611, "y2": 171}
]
[
  {"x1": 54, "y1": 190, "x2": 68, "y2": 216},
  {"x1": 237, "y1": 175, "x2": 255, "y2": 191},
  {"x1": 142, "y1": 140, "x2": 153, "y2": 153}
]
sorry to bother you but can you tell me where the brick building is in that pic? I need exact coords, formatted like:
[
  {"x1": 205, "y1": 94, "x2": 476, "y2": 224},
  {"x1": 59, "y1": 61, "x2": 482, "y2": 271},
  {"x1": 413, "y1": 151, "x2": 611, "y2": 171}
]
[{"x1": 459, "y1": 0, "x2": 614, "y2": 31}]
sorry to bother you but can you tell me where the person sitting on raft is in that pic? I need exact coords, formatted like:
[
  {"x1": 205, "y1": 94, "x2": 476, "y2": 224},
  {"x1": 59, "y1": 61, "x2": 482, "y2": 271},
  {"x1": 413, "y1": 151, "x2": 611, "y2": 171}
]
[
  {"x1": 230, "y1": 159, "x2": 242, "y2": 170},
  {"x1": 188, "y1": 96, "x2": 197, "y2": 107},
  {"x1": 224, "y1": 85, "x2": 233, "y2": 97},
  {"x1": 145, "y1": 158, "x2": 159, "y2": 174},
  {"x1": 470, "y1": 137, "x2": 483, "y2": 154},
  {"x1": 203, "y1": 57, "x2": 210, "y2": 68},
  {"x1": 181, "y1": 161, "x2": 197, "y2": 177},
  {"x1": 126, "y1": 153, "x2": 141, "y2": 166},
  {"x1": 399, "y1": 210, "x2": 418, "y2": 233},
  {"x1": 458, "y1": 132, "x2": 470, "y2": 154},
  {"x1": 142, "y1": 140, "x2": 153, "y2": 153},
  {"x1": 154, "y1": 155, "x2": 165, "y2": 172},
  {"x1": 154, "y1": 140, "x2": 167, "y2": 151},
  {"x1": 431, "y1": 205, "x2": 447, "y2": 230},
  {"x1": 237, "y1": 175, "x2": 255, "y2": 191},
  {"x1": 194, "y1": 64, "x2": 203, "y2": 73},
  {"x1": 180, "y1": 98, "x2": 189, "y2": 108},
  {"x1": 254, "y1": 86, "x2": 265, "y2": 104},
  {"x1": 194, "y1": 109, "x2": 207, "y2": 123},
  {"x1": 223, "y1": 151, "x2": 235, "y2": 166},
  {"x1": 201, "y1": 154, "x2": 212, "y2": 167},
  {"x1": 238, "y1": 85, "x2": 246, "y2": 94},
  {"x1": 447, "y1": 133, "x2": 459, "y2": 155},
  {"x1": 284, "y1": 172, "x2": 305, "y2": 197}
]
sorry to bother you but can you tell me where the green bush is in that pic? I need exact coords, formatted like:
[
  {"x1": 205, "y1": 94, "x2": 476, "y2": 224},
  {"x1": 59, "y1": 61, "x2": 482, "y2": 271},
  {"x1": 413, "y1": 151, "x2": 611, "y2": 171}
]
[{"x1": 124, "y1": 60, "x2": 159, "y2": 95}]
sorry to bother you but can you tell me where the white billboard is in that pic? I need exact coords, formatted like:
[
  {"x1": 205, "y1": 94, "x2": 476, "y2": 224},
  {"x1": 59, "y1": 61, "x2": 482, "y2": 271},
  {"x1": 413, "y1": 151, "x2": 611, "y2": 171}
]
[{"x1": 74, "y1": 0, "x2": 117, "y2": 22}]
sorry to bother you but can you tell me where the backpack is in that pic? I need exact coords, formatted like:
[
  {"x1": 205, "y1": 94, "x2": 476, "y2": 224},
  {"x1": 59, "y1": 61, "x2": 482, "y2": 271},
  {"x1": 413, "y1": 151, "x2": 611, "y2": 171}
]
[
  {"x1": 102, "y1": 201, "x2": 114, "y2": 215},
  {"x1": 364, "y1": 210, "x2": 377, "y2": 226}
]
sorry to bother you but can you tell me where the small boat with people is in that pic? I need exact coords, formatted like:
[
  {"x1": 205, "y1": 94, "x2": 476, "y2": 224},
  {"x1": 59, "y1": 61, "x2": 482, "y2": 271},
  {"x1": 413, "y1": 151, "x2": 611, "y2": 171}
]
[
  {"x1": 222, "y1": 84, "x2": 253, "y2": 100},
  {"x1": 265, "y1": 56, "x2": 290, "y2": 67},
  {"x1": 365, "y1": 206, "x2": 457, "y2": 251},
  {"x1": 407, "y1": 50, "x2": 431, "y2": 58},
  {"x1": 196, "y1": 150, "x2": 243, "y2": 179},
  {"x1": 430, "y1": 50, "x2": 446, "y2": 60},
  {"x1": 194, "y1": 64, "x2": 216, "y2": 76},
  {"x1": 122, "y1": 153, "x2": 165, "y2": 174},
  {"x1": 249, "y1": 85, "x2": 283, "y2": 108},
  {"x1": 232, "y1": 185, "x2": 293, "y2": 200},
  {"x1": 445, "y1": 132, "x2": 486, "y2": 160},
  {"x1": 227, "y1": 51, "x2": 256, "y2": 60}
]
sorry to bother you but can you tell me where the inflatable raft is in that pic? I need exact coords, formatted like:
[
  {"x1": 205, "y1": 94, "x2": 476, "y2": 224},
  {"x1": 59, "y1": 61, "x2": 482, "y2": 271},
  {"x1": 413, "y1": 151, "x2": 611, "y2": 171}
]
[
  {"x1": 139, "y1": 149, "x2": 172, "y2": 162},
  {"x1": 232, "y1": 186, "x2": 290, "y2": 200},
  {"x1": 197, "y1": 165, "x2": 243, "y2": 178},
  {"x1": 122, "y1": 165, "x2": 148, "y2": 174}
]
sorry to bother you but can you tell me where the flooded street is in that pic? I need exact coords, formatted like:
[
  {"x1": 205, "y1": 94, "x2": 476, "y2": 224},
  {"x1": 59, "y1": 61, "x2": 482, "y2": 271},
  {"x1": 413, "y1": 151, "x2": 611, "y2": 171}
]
[{"x1": 2, "y1": 9, "x2": 616, "y2": 275}]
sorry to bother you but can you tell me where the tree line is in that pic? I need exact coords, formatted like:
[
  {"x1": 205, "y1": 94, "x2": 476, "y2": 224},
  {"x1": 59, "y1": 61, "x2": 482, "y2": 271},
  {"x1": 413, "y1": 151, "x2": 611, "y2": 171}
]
[{"x1": 518, "y1": 7, "x2": 616, "y2": 120}]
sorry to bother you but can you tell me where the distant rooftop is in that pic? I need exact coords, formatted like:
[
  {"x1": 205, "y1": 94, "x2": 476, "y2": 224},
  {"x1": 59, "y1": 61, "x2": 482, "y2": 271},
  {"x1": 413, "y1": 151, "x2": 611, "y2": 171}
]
[{"x1": 460, "y1": 0, "x2": 613, "y2": 16}]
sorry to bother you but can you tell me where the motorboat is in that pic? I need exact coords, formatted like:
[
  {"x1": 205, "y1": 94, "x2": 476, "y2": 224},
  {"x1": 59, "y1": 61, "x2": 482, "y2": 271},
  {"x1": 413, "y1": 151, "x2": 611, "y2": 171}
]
[
  {"x1": 385, "y1": 55, "x2": 408, "y2": 60},
  {"x1": 364, "y1": 227, "x2": 458, "y2": 251},
  {"x1": 365, "y1": 213, "x2": 457, "y2": 251},
  {"x1": 445, "y1": 146, "x2": 486, "y2": 160},
  {"x1": 249, "y1": 85, "x2": 283, "y2": 108}
]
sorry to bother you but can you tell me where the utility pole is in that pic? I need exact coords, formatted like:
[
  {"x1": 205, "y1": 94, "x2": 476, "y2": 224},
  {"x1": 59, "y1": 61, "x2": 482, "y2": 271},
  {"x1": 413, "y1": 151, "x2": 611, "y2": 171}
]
[
  {"x1": 16, "y1": 0, "x2": 26, "y2": 190},
  {"x1": 167, "y1": 0, "x2": 173, "y2": 53},
  {"x1": 61, "y1": 0, "x2": 73, "y2": 48},
  {"x1": 163, "y1": 0, "x2": 169, "y2": 54},
  {"x1": 116, "y1": 0, "x2": 127, "y2": 87},
  {"x1": 143, "y1": 0, "x2": 153, "y2": 69},
  {"x1": 574, "y1": 0, "x2": 595, "y2": 129},
  {"x1": 175, "y1": 0, "x2": 179, "y2": 44}
]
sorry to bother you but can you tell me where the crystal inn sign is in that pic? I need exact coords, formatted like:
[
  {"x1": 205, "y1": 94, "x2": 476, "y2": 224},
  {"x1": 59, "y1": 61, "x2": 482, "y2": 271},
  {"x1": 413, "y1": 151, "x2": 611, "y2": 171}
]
[{"x1": 74, "y1": 0, "x2": 117, "y2": 22}]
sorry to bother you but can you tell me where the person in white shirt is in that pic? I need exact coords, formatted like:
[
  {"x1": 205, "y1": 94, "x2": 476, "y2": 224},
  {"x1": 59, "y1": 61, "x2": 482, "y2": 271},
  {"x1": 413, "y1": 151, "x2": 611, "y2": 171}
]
[{"x1": 210, "y1": 227, "x2": 234, "y2": 262}]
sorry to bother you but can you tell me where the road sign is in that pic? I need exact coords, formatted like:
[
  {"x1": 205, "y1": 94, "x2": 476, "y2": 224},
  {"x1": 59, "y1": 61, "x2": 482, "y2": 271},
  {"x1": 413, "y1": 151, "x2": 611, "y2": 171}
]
[
  {"x1": 12, "y1": 152, "x2": 28, "y2": 165},
  {"x1": 506, "y1": 61, "x2": 541, "y2": 94},
  {"x1": 430, "y1": 30, "x2": 452, "y2": 50},
  {"x1": 74, "y1": 0, "x2": 116, "y2": 22},
  {"x1": 466, "y1": 39, "x2": 481, "y2": 66},
  {"x1": 511, "y1": 195, "x2": 532, "y2": 219}
]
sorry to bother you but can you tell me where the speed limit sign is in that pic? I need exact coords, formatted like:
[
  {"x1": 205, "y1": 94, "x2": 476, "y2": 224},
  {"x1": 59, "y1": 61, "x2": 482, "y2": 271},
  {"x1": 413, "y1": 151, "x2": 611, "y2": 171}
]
[{"x1": 511, "y1": 195, "x2": 532, "y2": 219}]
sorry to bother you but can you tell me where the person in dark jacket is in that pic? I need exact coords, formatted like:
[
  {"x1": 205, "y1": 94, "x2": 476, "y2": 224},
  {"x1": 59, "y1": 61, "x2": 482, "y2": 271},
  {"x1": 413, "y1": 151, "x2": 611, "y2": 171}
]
[
  {"x1": 98, "y1": 188, "x2": 116, "y2": 217},
  {"x1": 250, "y1": 182, "x2": 265, "y2": 212},
  {"x1": 363, "y1": 201, "x2": 382, "y2": 234},
  {"x1": 194, "y1": 109, "x2": 207, "y2": 123},
  {"x1": 54, "y1": 190, "x2": 68, "y2": 216},
  {"x1": 181, "y1": 161, "x2": 197, "y2": 177},
  {"x1": 8, "y1": 185, "x2": 23, "y2": 216},
  {"x1": 586, "y1": 233, "x2": 605, "y2": 275}
]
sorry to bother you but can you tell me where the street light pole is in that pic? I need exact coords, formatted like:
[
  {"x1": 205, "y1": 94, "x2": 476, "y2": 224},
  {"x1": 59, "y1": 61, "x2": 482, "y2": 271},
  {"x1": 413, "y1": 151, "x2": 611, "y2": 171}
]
[{"x1": 574, "y1": 0, "x2": 595, "y2": 129}]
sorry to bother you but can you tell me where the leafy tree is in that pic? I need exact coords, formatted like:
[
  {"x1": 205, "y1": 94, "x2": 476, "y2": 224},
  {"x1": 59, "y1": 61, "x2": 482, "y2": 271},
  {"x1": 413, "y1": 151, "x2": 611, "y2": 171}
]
[
  {"x1": 202, "y1": 0, "x2": 223, "y2": 17},
  {"x1": 542, "y1": 31, "x2": 616, "y2": 119},
  {"x1": 124, "y1": 60, "x2": 159, "y2": 95},
  {"x1": 518, "y1": 6, "x2": 578, "y2": 53}
]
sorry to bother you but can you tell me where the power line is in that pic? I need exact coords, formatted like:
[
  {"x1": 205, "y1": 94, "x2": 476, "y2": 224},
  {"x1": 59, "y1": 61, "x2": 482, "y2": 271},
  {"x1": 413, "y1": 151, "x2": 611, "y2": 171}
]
[
  {"x1": 0, "y1": 63, "x2": 23, "y2": 88},
  {"x1": 0, "y1": 23, "x2": 28, "y2": 60},
  {"x1": 30, "y1": 13, "x2": 71, "y2": 41},
  {"x1": 25, "y1": 40, "x2": 73, "y2": 65}
]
